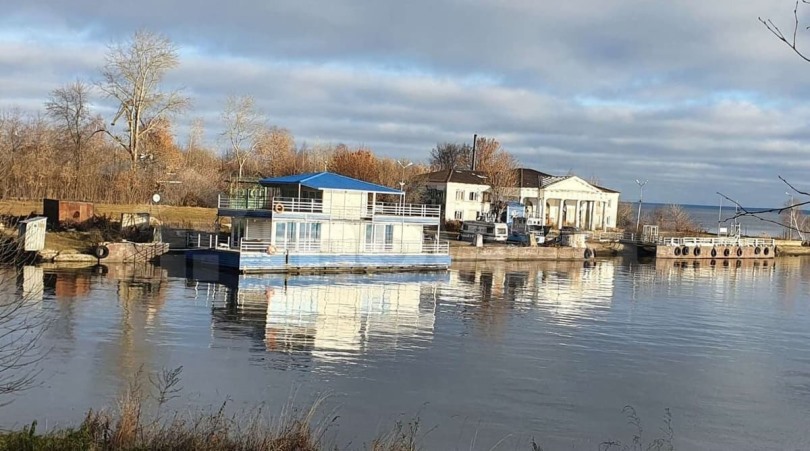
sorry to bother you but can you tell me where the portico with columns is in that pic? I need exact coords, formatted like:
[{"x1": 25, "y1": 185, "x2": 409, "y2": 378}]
[{"x1": 509, "y1": 171, "x2": 620, "y2": 231}]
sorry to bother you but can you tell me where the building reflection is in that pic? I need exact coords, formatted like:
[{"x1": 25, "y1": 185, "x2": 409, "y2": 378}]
[
  {"x1": 38, "y1": 263, "x2": 170, "y2": 393},
  {"x1": 448, "y1": 260, "x2": 617, "y2": 336},
  {"x1": 209, "y1": 273, "x2": 445, "y2": 366}
]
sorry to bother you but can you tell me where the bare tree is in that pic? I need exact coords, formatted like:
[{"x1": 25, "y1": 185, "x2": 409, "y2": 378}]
[
  {"x1": 429, "y1": 142, "x2": 472, "y2": 171},
  {"x1": 0, "y1": 235, "x2": 47, "y2": 402},
  {"x1": 474, "y1": 136, "x2": 519, "y2": 218},
  {"x1": 46, "y1": 79, "x2": 103, "y2": 197},
  {"x1": 98, "y1": 30, "x2": 189, "y2": 169},
  {"x1": 221, "y1": 95, "x2": 265, "y2": 180}
]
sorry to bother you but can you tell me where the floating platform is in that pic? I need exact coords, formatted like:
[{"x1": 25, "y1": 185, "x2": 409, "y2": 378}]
[{"x1": 620, "y1": 236, "x2": 777, "y2": 260}]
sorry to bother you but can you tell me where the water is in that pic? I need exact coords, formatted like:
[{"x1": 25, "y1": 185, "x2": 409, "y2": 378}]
[{"x1": 3, "y1": 256, "x2": 810, "y2": 450}]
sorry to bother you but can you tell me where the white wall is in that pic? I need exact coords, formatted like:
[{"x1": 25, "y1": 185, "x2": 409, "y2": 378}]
[{"x1": 441, "y1": 181, "x2": 490, "y2": 222}]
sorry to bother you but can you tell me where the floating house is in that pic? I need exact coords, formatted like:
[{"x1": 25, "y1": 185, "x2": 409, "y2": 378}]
[{"x1": 188, "y1": 172, "x2": 450, "y2": 273}]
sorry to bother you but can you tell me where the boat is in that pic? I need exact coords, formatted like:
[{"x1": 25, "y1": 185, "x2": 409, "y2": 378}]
[{"x1": 186, "y1": 172, "x2": 450, "y2": 273}]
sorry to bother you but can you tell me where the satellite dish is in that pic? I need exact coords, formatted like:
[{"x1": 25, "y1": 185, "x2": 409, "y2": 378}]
[{"x1": 152, "y1": 193, "x2": 161, "y2": 203}]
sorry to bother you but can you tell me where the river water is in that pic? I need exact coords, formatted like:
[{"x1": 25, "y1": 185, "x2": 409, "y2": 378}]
[{"x1": 2, "y1": 255, "x2": 810, "y2": 450}]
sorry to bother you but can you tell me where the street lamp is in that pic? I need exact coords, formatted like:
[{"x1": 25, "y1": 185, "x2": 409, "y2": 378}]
[
  {"x1": 398, "y1": 160, "x2": 413, "y2": 205},
  {"x1": 786, "y1": 192, "x2": 794, "y2": 241},
  {"x1": 635, "y1": 179, "x2": 647, "y2": 233}
]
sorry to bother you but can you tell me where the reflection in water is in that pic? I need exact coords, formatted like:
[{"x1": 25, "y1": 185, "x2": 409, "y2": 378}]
[
  {"x1": 5, "y1": 257, "x2": 810, "y2": 450},
  {"x1": 448, "y1": 260, "x2": 617, "y2": 336},
  {"x1": 39, "y1": 264, "x2": 170, "y2": 395},
  {"x1": 210, "y1": 273, "x2": 444, "y2": 369}
]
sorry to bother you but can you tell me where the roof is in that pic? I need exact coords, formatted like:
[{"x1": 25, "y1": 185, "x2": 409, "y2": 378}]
[
  {"x1": 513, "y1": 168, "x2": 554, "y2": 188},
  {"x1": 593, "y1": 184, "x2": 620, "y2": 194},
  {"x1": 259, "y1": 172, "x2": 402, "y2": 194},
  {"x1": 418, "y1": 169, "x2": 489, "y2": 185}
]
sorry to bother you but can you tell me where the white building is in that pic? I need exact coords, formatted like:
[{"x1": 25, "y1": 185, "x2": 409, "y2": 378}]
[
  {"x1": 418, "y1": 167, "x2": 620, "y2": 230},
  {"x1": 510, "y1": 168, "x2": 620, "y2": 230},
  {"x1": 420, "y1": 169, "x2": 491, "y2": 222}
]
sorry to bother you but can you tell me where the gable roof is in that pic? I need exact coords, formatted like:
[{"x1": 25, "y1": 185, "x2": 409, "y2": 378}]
[
  {"x1": 419, "y1": 169, "x2": 489, "y2": 185},
  {"x1": 259, "y1": 172, "x2": 402, "y2": 194}
]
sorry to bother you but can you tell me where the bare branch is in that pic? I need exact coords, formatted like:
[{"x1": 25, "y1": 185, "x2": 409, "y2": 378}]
[{"x1": 759, "y1": 1, "x2": 810, "y2": 62}]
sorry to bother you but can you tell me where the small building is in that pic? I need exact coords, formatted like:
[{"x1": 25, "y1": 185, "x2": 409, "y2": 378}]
[
  {"x1": 188, "y1": 172, "x2": 450, "y2": 273},
  {"x1": 43, "y1": 199, "x2": 94, "y2": 228}
]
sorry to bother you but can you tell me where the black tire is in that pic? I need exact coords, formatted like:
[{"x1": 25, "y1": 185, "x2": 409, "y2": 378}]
[
  {"x1": 94, "y1": 245, "x2": 110, "y2": 259},
  {"x1": 584, "y1": 248, "x2": 594, "y2": 259},
  {"x1": 682, "y1": 247, "x2": 690, "y2": 257},
  {"x1": 674, "y1": 247, "x2": 681, "y2": 256},
  {"x1": 763, "y1": 247, "x2": 770, "y2": 256},
  {"x1": 736, "y1": 247, "x2": 743, "y2": 257},
  {"x1": 694, "y1": 247, "x2": 701, "y2": 256},
  {"x1": 723, "y1": 248, "x2": 730, "y2": 257},
  {"x1": 754, "y1": 246, "x2": 761, "y2": 255},
  {"x1": 710, "y1": 248, "x2": 717, "y2": 257}
]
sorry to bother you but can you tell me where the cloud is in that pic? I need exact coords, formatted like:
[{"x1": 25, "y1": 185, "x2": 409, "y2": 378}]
[{"x1": 2, "y1": 0, "x2": 810, "y2": 205}]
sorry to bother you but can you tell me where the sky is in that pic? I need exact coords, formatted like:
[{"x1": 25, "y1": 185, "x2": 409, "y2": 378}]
[{"x1": 2, "y1": 1, "x2": 810, "y2": 206}]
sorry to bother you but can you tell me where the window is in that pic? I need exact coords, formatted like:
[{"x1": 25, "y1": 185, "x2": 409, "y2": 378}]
[
  {"x1": 454, "y1": 210, "x2": 463, "y2": 220},
  {"x1": 455, "y1": 190, "x2": 465, "y2": 201},
  {"x1": 365, "y1": 224, "x2": 394, "y2": 251},
  {"x1": 274, "y1": 222, "x2": 298, "y2": 248},
  {"x1": 299, "y1": 223, "x2": 321, "y2": 251},
  {"x1": 469, "y1": 192, "x2": 479, "y2": 201}
]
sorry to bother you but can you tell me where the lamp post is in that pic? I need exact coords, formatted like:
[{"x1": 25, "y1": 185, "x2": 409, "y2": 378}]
[
  {"x1": 717, "y1": 193, "x2": 723, "y2": 237},
  {"x1": 397, "y1": 160, "x2": 413, "y2": 206},
  {"x1": 786, "y1": 192, "x2": 794, "y2": 241},
  {"x1": 635, "y1": 179, "x2": 647, "y2": 233}
]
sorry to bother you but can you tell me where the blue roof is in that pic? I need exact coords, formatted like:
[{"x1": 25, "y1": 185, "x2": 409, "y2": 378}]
[{"x1": 259, "y1": 172, "x2": 402, "y2": 194}]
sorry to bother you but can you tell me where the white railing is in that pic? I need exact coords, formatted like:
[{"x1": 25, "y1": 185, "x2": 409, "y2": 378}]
[
  {"x1": 186, "y1": 232, "x2": 231, "y2": 249},
  {"x1": 218, "y1": 194, "x2": 440, "y2": 220},
  {"x1": 238, "y1": 239, "x2": 449, "y2": 255},
  {"x1": 272, "y1": 197, "x2": 326, "y2": 214},
  {"x1": 658, "y1": 237, "x2": 775, "y2": 247},
  {"x1": 367, "y1": 202, "x2": 442, "y2": 218}
]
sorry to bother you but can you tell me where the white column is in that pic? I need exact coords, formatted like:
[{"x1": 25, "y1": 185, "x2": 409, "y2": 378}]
[
  {"x1": 575, "y1": 200, "x2": 581, "y2": 228},
  {"x1": 602, "y1": 201, "x2": 608, "y2": 231},
  {"x1": 538, "y1": 198, "x2": 544, "y2": 222},
  {"x1": 558, "y1": 199, "x2": 565, "y2": 229},
  {"x1": 589, "y1": 201, "x2": 595, "y2": 230}
]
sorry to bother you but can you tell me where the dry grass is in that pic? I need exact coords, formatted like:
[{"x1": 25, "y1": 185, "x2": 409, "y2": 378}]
[
  {"x1": 0, "y1": 366, "x2": 426, "y2": 451},
  {"x1": 0, "y1": 200, "x2": 217, "y2": 229}
]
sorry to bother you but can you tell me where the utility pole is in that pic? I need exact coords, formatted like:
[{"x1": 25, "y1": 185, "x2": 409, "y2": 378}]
[{"x1": 635, "y1": 179, "x2": 648, "y2": 233}]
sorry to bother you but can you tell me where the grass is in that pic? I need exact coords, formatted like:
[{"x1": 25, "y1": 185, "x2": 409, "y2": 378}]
[
  {"x1": 0, "y1": 200, "x2": 217, "y2": 230},
  {"x1": 0, "y1": 367, "x2": 424, "y2": 451}
]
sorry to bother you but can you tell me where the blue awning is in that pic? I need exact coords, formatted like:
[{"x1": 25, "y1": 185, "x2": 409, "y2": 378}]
[{"x1": 259, "y1": 172, "x2": 402, "y2": 194}]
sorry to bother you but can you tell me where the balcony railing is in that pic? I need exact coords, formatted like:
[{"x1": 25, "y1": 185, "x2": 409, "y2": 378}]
[
  {"x1": 218, "y1": 194, "x2": 440, "y2": 219},
  {"x1": 366, "y1": 202, "x2": 441, "y2": 218},
  {"x1": 218, "y1": 194, "x2": 271, "y2": 210}
]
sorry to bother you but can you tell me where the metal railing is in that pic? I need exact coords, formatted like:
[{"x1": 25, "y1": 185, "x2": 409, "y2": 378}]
[
  {"x1": 186, "y1": 232, "x2": 231, "y2": 249},
  {"x1": 658, "y1": 237, "x2": 775, "y2": 247},
  {"x1": 217, "y1": 194, "x2": 271, "y2": 210},
  {"x1": 621, "y1": 232, "x2": 775, "y2": 247},
  {"x1": 218, "y1": 194, "x2": 440, "y2": 219},
  {"x1": 367, "y1": 202, "x2": 442, "y2": 218}
]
